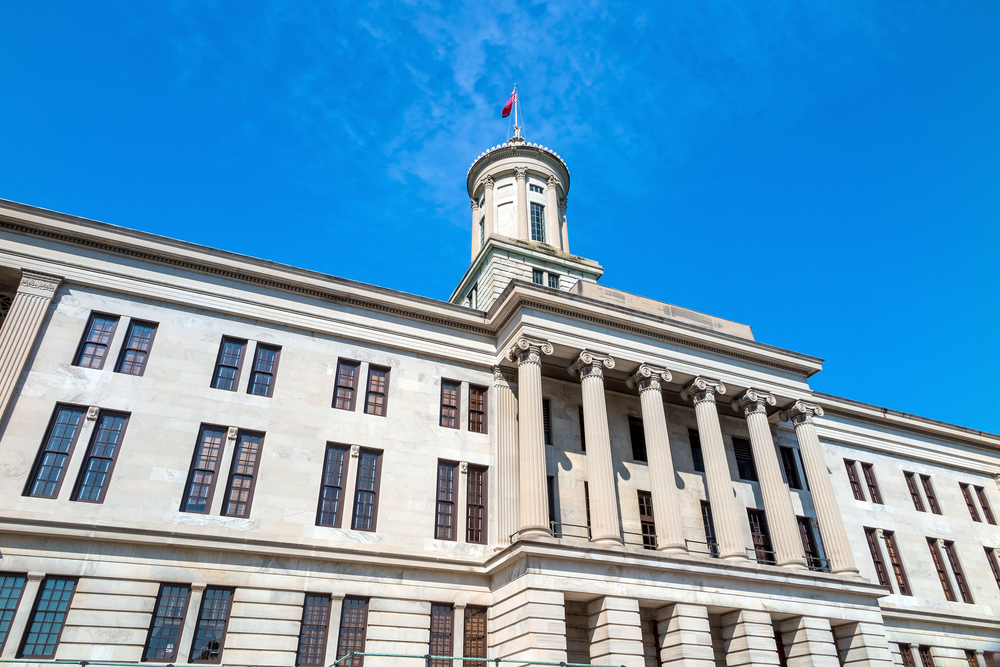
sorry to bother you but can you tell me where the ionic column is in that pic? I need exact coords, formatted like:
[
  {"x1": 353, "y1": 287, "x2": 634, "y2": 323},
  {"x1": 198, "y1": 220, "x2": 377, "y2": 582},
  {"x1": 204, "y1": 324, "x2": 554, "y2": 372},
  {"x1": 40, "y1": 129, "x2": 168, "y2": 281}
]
[
  {"x1": 0, "y1": 572, "x2": 44, "y2": 658},
  {"x1": 545, "y1": 176, "x2": 560, "y2": 249},
  {"x1": 506, "y1": 336, "x2": 554, "y2": 539},
  {"x1": 0, "y1": 270, "x2": 62, "y2": 423},
  {"x1": 779, "y1": 401, "x2": 859, "y2": 576},
  {"x1": 569, "y1": 351, "x2": 622, "y2": 547},
  {"x1": 494, "y1": 366, "x2": 519, "y2": 547},
  {"x1": 681, "y1": 377, "x2": 747, "y2": 561},
  {"x1": 470, "y1": 199, "x2": 481, "y2": 261},
  {"x1": 732, "y1": 388, "x2": 807, "y2": 569},
  {"x1": 515, "y1": 167, "x2": 529, "y2": 239},
  {"x1": 627, "y1": 364, "x2": 685, "y2": 553},
  {"x1": 559, "y1": 197, "x2": 570, "y2": 253},
  {"x1": 483, "y1": 176, "x2": 495, "y2": 238}
]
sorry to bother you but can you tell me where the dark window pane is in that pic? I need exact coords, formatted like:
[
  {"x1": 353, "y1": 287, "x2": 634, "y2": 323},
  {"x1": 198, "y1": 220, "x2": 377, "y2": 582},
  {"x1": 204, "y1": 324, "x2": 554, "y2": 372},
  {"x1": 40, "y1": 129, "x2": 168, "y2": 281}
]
[
  {"x1": 882, "y1": 531, "x2": 911, "y2": 595},
  {"x1": 435, "y1": 461, "x2": 456, "y2": 540},
  {"x1": 190, "y1": 587, "x2": 232, "y2": 663},
  {"x1": 861, "y1": 464, "x2": 882, "y2": 504},
  {"x1": 183, "y1": 427, "x2": 227, "y2": 513},
  {"x1": 960, "y1": 484, "x2": 981, "y2": 522},
  {"x1": 899, "y1": 645, "x2": 916, "y2": 667},
  {"x1": 75, "y1": 314, "x2": 118, "y2": 369},
  {"x1": 542, "y1": 398, "x2": 551, "y2": 446},
  {"x1": 116, "y1": 320, "x2": 157, "y2": 375},
  {"x1": 865, "y1": 528, "x2": 891, "y2": 588},
  {"x1": 223, "y1": 432, "x2": 263, "y2": 517},
  {"x1": 530, "y1": 203, "x2": 545, "y2": 242},
  {"x1": 27, "y1": 406, "x2": 86, "y2": 498},
  {"x1": 20, "y1": 577, "x2": 76, "y2": 658},
  {"x1": 297, "y1": 594, "x2": 331, "y2": 666},
  {"x1": 336, "y1": 598, "x2": 368, "y2": 667},
  {"x1": 747, "y1": 509, "x2": 774, "y2": 564},
  {"x1": 689, "y1": 429, "x2": 704, "y2": 473},
  {"x1": 905, "y1": 473, "x2": 925, "y2": 512},
  {"x1": 352, "y1": 451, "x2": 381, "y2": 531},
  {"x1": 629, "y1": 417, "x2": 647, "y2": 463},
  {"x1": 0, "y1": 575, "x2": 27, "y2": 654},
  {"x1": 468, "y1": 386, "x2": 487, "y2": 434},
  {"x1": 467, "y1": 466, "x2": 487, "y2": 544},
  {"x1": 317, "y1": 445, "x2": 347, "y2": 527},
  {"x1": 212, "y1": 339, "x2": 244, "y2": 391},
  {"x1": 928, "y1": 539, "x2": 955, "y2": 601},
  {"x1": 334, "y1": 361, "x2": 360, "y2": 411},
  {"x1": 701, "y1": 502, "x2": 717, "y2": 557},
  {"x1": 463, "y1": 607, "x2": 487, "y2": 667},
  {"x1": 532, "y1": 269, "x2": 544, "y2": 285},
  {"x1": 578, "y1": 405, "x2": 586, "y2": 452},
  {"x1": 547, "y1": 273, "x2": 559, "y2": 288},
  {"x1": 145, "y1": 585, "x2": 190, "y2": 661},
  {"x1": 73, "y1": 412, "x2": 129, "y2": 502},
  {"x1": 429, "y1": 604, "x2": 453, "y2": 667},
  {"x1": 248, "y1": 345, "x2": 279, "y2": 397},
  {"x1": 845, "y1": 461, "x2": 865, "y2": 501},
  {"x1": 637, "y1": 490, "x2": 656, "y2": 549},
  {"x1": 780, "y1": 447, "x2": 801, "y2": 490},
  {"x1": 732, "y1": 437, "x2": 757, "y2": 482},
  {"x1": 944, "y1": 542, "x2": 973, "y2": 603},
  {"x1": 364, "y1": 367, "x2": 389, "y2": 416},
  {"x1": 440, "y1": 381, "x2": 459, "y2": 429},
  {"x1": 975, "y1": 486, "x2": 996, "y2": 525}
]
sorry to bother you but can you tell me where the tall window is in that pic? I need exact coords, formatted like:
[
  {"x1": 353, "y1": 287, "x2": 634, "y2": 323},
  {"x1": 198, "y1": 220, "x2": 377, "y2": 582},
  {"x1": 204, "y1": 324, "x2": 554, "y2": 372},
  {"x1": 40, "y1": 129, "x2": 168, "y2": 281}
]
[
  {"x1": 74, "y1": 313, "x2": 119, "y2": 369},
  {"x1": 747, "y1": 509, "x2": 775, "y2": 564},
  {"x1": 584, "y1": 482, "x2": 591, "y2": 531},
  {"x1": 547, "y1": 273, "x2": 560, "y2": 288},
  {"x1": 182, "y1": 427, "x2": 227, "y2": 513},
  {"x1": 861, "y1": 463, "x2": 882, "y2": 504},
  {"x1": 333, "y1": 360, "x2": 360, "y2": 411},
  {"x1": 144, "y1": 584, "x2": 190, "y2": 662},
  {"x1": 0, "y1": 575, "x2": 27, "y2": 655},
  {"x1": 976, "y1": 486, "x2": 996, "y2": 525},
  {"x1": 296, "y1": 594, "x2": 331, "y2": 666},
  {"x1": 689, "y1": 429, "x2": 705, "y2": 473},
  {"x1": 732, "y1": 437, "x2": 758, "y2": 482},
  {"x1": 464, "y1": 607, "x2": 487, "y2": 667},
  {"x1": 905, "y1": 473, "x2": 925, "y2": 512},
  {"x1": 960, "y1": 484, "x2": 981, "y2": 522},
  {"x1": 440, "y1": 381, "x2": 460, "y2": 429},
  {"x1": 428, "y1": 604, "x2": 453, "y2": 667},
  {"x1": 467, "y1": 465, "x2": 487, "y2": 544},
  {"x1": 190, "y1": 587, "x2": 233, "y2": 664},
  {"x1": 532, "y1": 268, "x2": 544, "y2": 285},
  {"x1": 985, "y1": 547, "x2": 1000, "y2": 590},
  {"x1": 435, "y1": 461, "x2": 456, "y2": 540},
  {"x1": 918, "y1": 646, "x2": 935, "y2": 667},
  {"x1": 73, "y1": 411, "x2": 129, "y2": 503},
  {"x1": 222, "y1": 432, "x2": 264, "y2": 518},
  {"x1": 578, "y1": 406, "x2": 586, "y2": 452},
  {"x1": 865, "y1": 528, "x2": 891, "y2": 588},
  {"x1": 629, "y1": 417, "x2": 647, "y2": 463},
  {"x1": 317, "y1": 444, "x2": 348, "y2": 527},
  {"x1": 479, "y1": 219, "x2": 485, "y2": 247},
  {"x1": 780, "y1": 447, "x2": 801, "y2": 489},
  {"x1": 898, "y1": 645, "x2": 916, "y2": 667},
  {"x1": 530, "y1": 202, "x2": 545, "y2": 241},
  {"x1": 336, "y1": 597, "x2": 368, "y2": 667},
  {"x1": 352, "y1": 450, "x2": 382, "y2": 531},
  {"x1": 920, "y1": 475, "x2": 941, "y2": 514},
  {"x1": 468, "y1": 386, "x2": 487, "y2": 434},
  {"x1": 248, "y1": 344, "x2": 280, "y2": 397},
  {"x1": 547, "y1": 475, "x2": 557, "y2": 528},
  {"x1": 701, "y1": 502, "x2": 717, "y2": 557},
  {"x1": 927, "y1": 539, "x2": 956, "y2": 601},
  {"x1": 637, "y1": 491, "x2": 656, "y2": 550},
  {"x1": 542, "y1": 398, "x2": 552, "y2": 446},
  {"x1": 845, "y1": 460, "x2": 865, "y2": 501},
  {"x1": 115, "y1": 320, "x2": 157, "y2": 375},
  {"x1": 211, "y1": 338, "x2": 245, "y2": 391},
  {"x1": 943, "y1": 541, "x2": 973, "y2": 603},
  {"x1": 966, "y1": 652, "x2": 980, "y2": 667},
  {"x1": 18, "y1": 577, "x2": 76, "y2": 658},
  {"x1": 25, "y1": 405, "x2": 86, "y2": 498},
  {"x1": 364, "y1": 366, "x2": 389, "y2": 416},
  {"x1": 881, "y1": 530, "x2": 911, "y2": 595},
  {"x1": 797, "y1": 517, "x2": 826, "y2": 572}
]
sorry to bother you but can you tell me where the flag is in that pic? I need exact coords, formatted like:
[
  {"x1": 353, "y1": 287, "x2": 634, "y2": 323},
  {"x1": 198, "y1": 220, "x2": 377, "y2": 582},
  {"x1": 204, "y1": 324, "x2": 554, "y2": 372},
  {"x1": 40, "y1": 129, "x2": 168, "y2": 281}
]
[{"x1": 502, "y1": 89, "x2": 516, "y2": 118}]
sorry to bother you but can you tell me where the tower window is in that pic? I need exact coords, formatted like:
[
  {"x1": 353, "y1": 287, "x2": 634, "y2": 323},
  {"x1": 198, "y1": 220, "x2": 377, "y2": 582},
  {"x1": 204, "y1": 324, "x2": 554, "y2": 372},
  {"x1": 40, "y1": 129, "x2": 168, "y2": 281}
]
[
  {"x1": 547, "y1": 273, "x2": 560, "y2": 289},
  {"x1": 532, "y1": 269, "x2": 544, "y2": 285},
  {"x1": 479, "y1": 218, "x2": 485, "y2": 247},
  {"x1": 530, "y1": 203, "x2": 545, "y2": 242},
  {"x1": 529, "y1": 184, "x2": 544, "y2": 193}
]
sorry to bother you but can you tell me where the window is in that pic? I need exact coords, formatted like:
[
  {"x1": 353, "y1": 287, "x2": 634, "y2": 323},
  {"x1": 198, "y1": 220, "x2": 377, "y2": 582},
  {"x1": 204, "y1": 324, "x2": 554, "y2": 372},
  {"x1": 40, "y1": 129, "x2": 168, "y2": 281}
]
[
  {"x1": 364, "y1": 366, "x2": 389, "y2": 416},
  {"x1": 628, "y1": 417, "x2": 647, "y2": 463},
  {"x1": 464, "y1": 607, "x2": 487, "y2": 667},
  {"x1": 960, "y1": 484, "x2": 981, "y2": 522},
  {"x1": 797, "y1": 517, "x2": 827, "y2": 572},
  {"x1": 976, "y1": 486, "x2": 996, "y2": 525},
  {"x1": 25, "y1": 405, "x2": 86, "y2": 498},
  {"x1": 532, "y1": 268, "x2": 544, "y2": 285},
  {"x1": 0, "y1": 575, "x2": 27, "y2": 655},
  {"x1": 882, "y1": 530, "x2": 911, "y2": 595},
  {"x1": 211, "y1": 338, "x2": 245, "y2": 391},
  {"x1": 920, "y1": 475, "x2": 941, "y2": 514},
  {"x1": 333, "y1": 360, "x2": 361, "y2": 411},
  {"x1": 861, "y1": 463, "x2": 882, "y2": 504},
  {"x1": 73, "y1": 313, "x2": 119, "y2": 369},
  {"x1": 986, "y1": 548, "x2": 1000, "y2": 590},
  {"x1": 865, "y1": 528, "x2": 891, "y2": 588},
  {"x1": 584, "y1": 482, "x2": 591, "y2": 531},
  {"x1": 701, "y1": 502, "x2": 718, "y2": 557},
  {"x1": 732, "y1": 437, "x2": 758, "y2": 482},
  {"x1": 747, "y1": 509, "x2": 775, "y2": 564},
  {"x1": 542, "y1": 398, "x2": 552, "y2": 446},
  {"x1": 468, "y1": 284, "x2": 478, "y2": 310},
  {"x1": 190, "y1": 587, "x2": 233, "y2": 663},
  {"x1": 222, "y1": 431, "x2": 264, "y2": 518},
  {"x1": 144, "y1": 584, "x2": 191, "y2": 661},
  {"x1": 467, "y1": 465, "x2": 487, "y2": 544},
  {"x1": 898, "y1": 645, "x2": 916, "y2": 667},
  {"x1": 182, "y1": 426, "x2": 227, "y2": 513},
  {"x1": 352, "y1": 450, "x2": 382, "y2": 531},
  {"x1": 780, "y1": 447, "x2": 801, "y2": 489},
  {"x1": 18, "y1": 577, "x2": 76, "y2": 658},
  {"x1": 845, "y1": 460, "x2": 865, "y2": 501},
  {"x1": 529, "y1": 183, "x2": 544, "y2": 193},
  {"x1": 547, "y1": 475, "x2": 556, "y2": 528},
  {"x1": 115, "y1": 320, "x2": 157, "y2": 375},
  {"x1": 468, "y1": 385, "x2": 487, "y2": 434},
  {"x1": 689, "y1": 429, "x2": 705, "y2": 473},
  {"x1": 336, "y1": 597, "x2": 368, "y2": 667},
  {"x1": 638, "y1": 490, "x2": 656, "y2": 550},
  {"x1": 429, "y1": 604, "x2": 453, "y2": 667},
  {"x1": 905, "y1": 473, "x2": 925, "y2": 512},
  {"x1": 967, "y1": 652, "x2": 980, "y2": 667},
  {"x1": 479, "y1": 219, "x2": 485, "y2": 247},
  {"x1": 317, "y1": 444, "x2": 348, "y2": 527},
  {"x1": 547, "y1": 273, "x2": 560, "y2": 288},
  {"x1": 530, "y1": 202, "x2": 545, "y2": 242},
  {"x1": 928, "y1": 539, "x2": 956, "y2": 601},
  {"x1": 296, "y1": 594, "x2": 331, "y2": 666},
  {"x1": 919, "y1": 646, "x2": 935, "y2": 667},
  {"x1": 440, "y1": 381, "x2": 460, "y2": 429},
  {"x1": 578, "y1": 405, "x2": 586, "y2": 452},
  {"x1": 247, "y1": 344, "x2": 280, "y2": 397},
  {"x1": 435, "y1": 461, "x2": 457, "y2": 540},
  {"x1": 72, "y1": 411, "x2": 129, "y2": 503},
  {"x1": 944, "y1": 541, "x2": 973, "y2": 603}
]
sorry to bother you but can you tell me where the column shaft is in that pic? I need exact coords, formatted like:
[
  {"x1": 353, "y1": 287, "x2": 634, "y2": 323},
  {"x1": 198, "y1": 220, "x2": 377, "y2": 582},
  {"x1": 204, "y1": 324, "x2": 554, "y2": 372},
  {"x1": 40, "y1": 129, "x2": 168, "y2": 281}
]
[
  {"x1": 559, "y1": 198, "x2": 570, "y2": 253},
  {"x1": 495, "y1": 368, "x2": 519, "y2": 547},
  {"x1": 655, "y1": 603, "x2": 716, "y2": 667},
  {"x1": 508, "y1": 337, "x2": 553, "y2": 539},
  {"x1": 484, "y1": 177, "x2": 495, "y2": 238},
  {"x1": 0, "y1": 271, "x2": 61, "y2": 422},
  {"x1": 545, "y1": 177, "x2": 560, "y2": 248},
  {"x1": 470, "y1": 200, "x2": 481, "y2": 261},
  {"x1": 587, "y1": 596, "x2": 645, "y2": 667},
  {"x1": 516, "y1": 168, "x2": 529, "y2": 239},
  {"x1": 720, "y1": 610, "x2": 780, "y2": 667},
  {"x1": 778, "y1": 616, "x2": 840, "y2": 667}
]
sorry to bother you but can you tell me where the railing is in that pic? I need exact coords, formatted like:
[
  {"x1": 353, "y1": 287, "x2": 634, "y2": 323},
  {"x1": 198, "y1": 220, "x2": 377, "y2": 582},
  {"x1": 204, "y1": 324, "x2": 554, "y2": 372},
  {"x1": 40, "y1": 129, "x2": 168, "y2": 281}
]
[
  {"x1": 620, "y1": 530, "x2": 656, "y2": 549},
  {"x1": 685, "y1": 538, "x2": 719, "y2": 558},
  {"x1": 806, "y1": 555, "x2": 832, "y2": 572},
  {"x1": 747, "y1": 547, "x2": 777, "y2": 565},
  {"x1": 550, "y1": 521, "x2": 591, "y2": 539},
  {"x1": 332, "y1": 652, "x2": 623, "y2": 667}
]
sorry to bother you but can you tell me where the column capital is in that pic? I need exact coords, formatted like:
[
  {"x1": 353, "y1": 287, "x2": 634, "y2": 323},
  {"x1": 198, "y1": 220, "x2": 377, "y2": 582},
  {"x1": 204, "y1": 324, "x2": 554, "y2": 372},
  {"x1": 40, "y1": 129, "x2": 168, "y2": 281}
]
[
  {"x1": 26, "y1": 572, "x2": 45, "y2": 582},
  {"x1": 680, "y1": 377, "x2": 726, "y2": 405},
  {"x1": 568, "y1": 350, "x2": 615, "y2": 380},
  {"x1": 17, "y1": 270, "x2": 62, "y2": 297},
  {"x1": 505, "y1": 335, "x2": 553, "y2": 365},
  {"x1": 514, "y1": 167, "x2": 528, "y2": 180},
  {"x1": 484, "y1": 175, "x2": 495, "y2": 189},
  {"x1": 731, "y1": 388, "x2": 777, "y2": 417},
  {"x1": 779, "y1": 400, "x2": 825, "y2": 425},
  {"x1": 559, "y1": 197, "x2": 568, "y2": 209},
  {"x1": 493, "y1": 365, "x2": 518, "y2": 388},
  {"x1": 546, "y1": 175, "x2": 558, "y2": 190},
  {"x1": 626, "y1": 364, "x2": 672, "y2": 393},
  {"x1": 191, "y1": 582, "x2": 207, "y2": 591},
  {"x1": 470, "y1": 199, "x2": 480, "y2": 211}
]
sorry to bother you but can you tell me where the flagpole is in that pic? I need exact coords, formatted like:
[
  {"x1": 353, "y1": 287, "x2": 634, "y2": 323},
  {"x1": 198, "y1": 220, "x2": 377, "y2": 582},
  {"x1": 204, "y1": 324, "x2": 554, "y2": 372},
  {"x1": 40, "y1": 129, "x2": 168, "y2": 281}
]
[{"x1": 513, "y1": 84, "x2": 518, "y2": 136}]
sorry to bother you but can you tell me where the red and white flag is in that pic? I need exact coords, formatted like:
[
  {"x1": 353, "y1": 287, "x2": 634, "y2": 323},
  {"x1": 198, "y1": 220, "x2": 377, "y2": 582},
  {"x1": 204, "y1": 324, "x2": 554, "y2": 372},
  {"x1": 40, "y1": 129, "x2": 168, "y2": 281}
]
[{"x1": 501, "y1": 89, "x2": 517, "y2": 118}]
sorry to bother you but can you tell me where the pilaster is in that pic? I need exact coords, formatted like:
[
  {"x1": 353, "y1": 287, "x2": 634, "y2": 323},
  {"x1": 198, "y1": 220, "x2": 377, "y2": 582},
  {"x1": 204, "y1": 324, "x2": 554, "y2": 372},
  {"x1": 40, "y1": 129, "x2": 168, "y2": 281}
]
[
  {"x1": 720, "y1": 610, "x2": 780, "y2": 667},
  {"x1": 778, "y1": 616, "x2": 840, "y2": 667},
  {"x1": 832, "y1": 622, "x2": 894, "y2": 667},
  {"x1": 586, "y1": 596, "x2": 645, "y2": 667},
  {"x1": 655, "y1": 603, "x2": 716, "y2": 667}
]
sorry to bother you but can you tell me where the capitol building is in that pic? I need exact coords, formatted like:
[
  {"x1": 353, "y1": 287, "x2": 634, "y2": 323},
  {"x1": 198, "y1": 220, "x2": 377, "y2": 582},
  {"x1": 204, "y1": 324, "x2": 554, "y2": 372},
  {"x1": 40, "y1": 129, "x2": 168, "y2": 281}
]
[{"x1": 0, "y1": 128, "x2": 998, "y2": 667}]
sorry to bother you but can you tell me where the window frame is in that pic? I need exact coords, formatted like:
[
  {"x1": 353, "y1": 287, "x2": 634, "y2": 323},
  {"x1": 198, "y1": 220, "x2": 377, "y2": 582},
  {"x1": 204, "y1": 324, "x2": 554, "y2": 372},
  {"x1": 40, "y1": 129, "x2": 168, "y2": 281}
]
[
  {"x1": 927, "y1": 539, "x2": 956, "y2": 601},
  {"x1": 975, "y1": 486, "x2": 996, "y2": 525},
  {"x1": 181, "y1": 425, "x2": 229, "y2": 514},
  {"x1": 779, "y1": 447, "x2": 802, "y2": 490},
  {"x1": 547, "y1": 273, "x2": 560, "y2": 289},
  {"x1": 333, "y1": 359, "x2": 361, "y2": 411},
  {"x1": 701, "y1": 501, "x2": 718, "y2": 558},
  {"x1": 439, "y1": 380, "x2": 461, "y2": 429},
  {"x1": 18, "y1": 576, "x2": 77, "y2": 659},
  {"x1": 363, "y1": 365, "x2": 390, "y2": 417},
  {"x1": 71, "y1": 410, "x2": 130, "y2": 504},
  {"x1": 189, "y1": 586, "x2": 234, "y2": 664},
  {"x1": 904, "y1": 472, "x2": 925, "y2": 512},
  {"x1": 434, "y1": 460, "x2": 458, "y2": 541},
  {"x1": 578, "y1": 405, "x2": 586, "y2": 453},
  {"x1": 468, "y1": 385, "x2": 487, "y2": 434},
  {"x1": 466, "y1": 465, "x2": 488, "y2": 545},
  {"x1": 351, "y1": 449, "x2": 383, "y2": 532},
  {"x1": 463, "y1": 606, "x2": 487, "y2": 666},
  {"x1": 316, "y1": 443, "x2": 349, "y2": 528},
  {"x1": 732, "y1": 437, "x2": 758, "y2": 482},
  {"x1": 918, "y1": 646, "x2": 935, "y2": 667},
  {"x1": 920, "y1": 475, "x2": 941, "y2": 514},
  {"x1": 747, "y1": 508, "x2": 775, "y2": 565},
  {"x1": 0, "y1": 574, "x2": 27, "y2": 656},
  {"x1": 628, "y1": 416, "x2": 647, "y2": 463},
  {"x1": 898, "y1": 644, "x2": 916, "y2": 667},
  {"x1": 861, "y1": 462, "x2": 882, "y2": 504},
  {"x1": 864, "y1": 527, "x2": 891, "y2": 588},
  {"x1": 221, "y1": 431, "x2": 265, "y2": 518},
  {"x1": 210, "y1": 337, "x2": 247, "y2": 392},
  {"x1": 529, "y1": 202, "x2": 546, "y2": 242},
  {"x1": 881, "y1": 530, "x2": 911, "y2": 595},
  {"x1": 797, "y1": 516, "x2": 826, "y2": 572},
  {"x1": 845, "y1": 460, "x2": 866, "y2": 501},
  {"x1": 72, "y1": 312, "x2": 120, "y2": 370},
  {"x1": 542, "y1": 398, "x2": 552, "y2": 446},
  {"x1": 960, "y1": 483, "x2": 981, "y2": 522},
  {"x1": 23, "y1": 404, "x2": 88, "y2": 499},
  {"x1": 143, "y1": 583, "x2": 192, "y2": 662},
  {"x1": 943, "y1": 541, "x2": 973, "y2": 603},
  {"x1": 690, "y1": 429, "x2": 705, "y2": 473},
  {"x1": 547, "y1": 475, "x2": 557, "y2": 528},
  {"x1": 637, "y1": 490, "x2": 656, "y2": 550},
  {"x1": 247, "y1": 343, "x2": 281, "y2": 398},
  {"x1": 985, "y1": 547, "x2": 1000, "y2": 590},
  {"x1": 114, "y1": 319, "x2": 158, "y2": 376},
  {"x1": 428, "y1": 604, "x2": 454, "y2": 667},
  {"x1": 296, "y1": 593, "x2": 332, "y2": 667},
  {"x1": 336, "y1": 597, "x2": 369, "y2": 667},
  {"x1": 532, "y1": 268, "x2": 544, "y2": 285}
]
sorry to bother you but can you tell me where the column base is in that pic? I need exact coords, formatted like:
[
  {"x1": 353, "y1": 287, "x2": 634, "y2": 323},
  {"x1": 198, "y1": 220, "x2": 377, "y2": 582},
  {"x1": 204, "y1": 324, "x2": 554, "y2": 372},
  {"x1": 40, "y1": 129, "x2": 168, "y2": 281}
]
[
  {"x1": 517, "y1": 526, "x2": 553, "y2": 541},
  {"x1": 591, "y1": 535, "x2": 625, "y2": 549},
  {"x1": 834, "y1": 566, "x2": 863, "y2": 579},
  {"x1": 657, "y1": 543, "x2": 689, "y2": 555},
  {"x1": 778, "y1": 559, "x2": 810, "y2": 571},
  {"x1": 721, "y1": 551, "x2": 750, "y2": 562}
]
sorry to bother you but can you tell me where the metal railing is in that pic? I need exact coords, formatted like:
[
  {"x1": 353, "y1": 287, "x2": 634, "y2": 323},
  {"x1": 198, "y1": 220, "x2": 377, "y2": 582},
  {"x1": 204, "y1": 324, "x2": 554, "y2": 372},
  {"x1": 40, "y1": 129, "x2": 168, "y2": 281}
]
[
  {"x1": 332, "y1": 652, "x2": 623, "y2": 667},
  {"x1": 620, "y1": 530, "x2": 656, "y2": 549},
  {"x1": 685, "y1": 538, "x2": 719, "y2": 558},
  {"x1": 806, "y1": 555, "x2": 832, "y2": 572},
  {"x1": 549, "y1": 521, "x2": 591, "y2": 539},
  {"x1": 747, "y1": 547, "x2": 778, "y2": 565}
]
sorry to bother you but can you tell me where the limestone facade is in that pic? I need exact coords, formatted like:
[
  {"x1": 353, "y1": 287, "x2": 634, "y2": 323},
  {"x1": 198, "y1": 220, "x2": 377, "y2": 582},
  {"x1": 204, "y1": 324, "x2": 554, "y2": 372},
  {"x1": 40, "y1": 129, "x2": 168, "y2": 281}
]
[{"x1": 0, "y1": 135, "x2": 998, "y2": 667}]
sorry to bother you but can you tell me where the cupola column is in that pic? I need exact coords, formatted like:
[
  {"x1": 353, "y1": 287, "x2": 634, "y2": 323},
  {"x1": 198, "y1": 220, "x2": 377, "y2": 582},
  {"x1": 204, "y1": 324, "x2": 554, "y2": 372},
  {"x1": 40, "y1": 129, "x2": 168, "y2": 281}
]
[
  {"x1": 483, "y1": 176, "x2": 495, "y2": 239},
  {"x1": 681, "y1": 377, "x2": 749, "y2": 561},
  {"x1": 470, "y1": 199, "x2": 481, "y2": 261},
  {"x1": 545, "y1": 176, "x2": 560, "y2": 249},
  {"x1": 559, "y1": 198, "x2": 569, "y2": 253},
  {"x1": 515, "y1": 167, "x2": 529, "y2": 239}
]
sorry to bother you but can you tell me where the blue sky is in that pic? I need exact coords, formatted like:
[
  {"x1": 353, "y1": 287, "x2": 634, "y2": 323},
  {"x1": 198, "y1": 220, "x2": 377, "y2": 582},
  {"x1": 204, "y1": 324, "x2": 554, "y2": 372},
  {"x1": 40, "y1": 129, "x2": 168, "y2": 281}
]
[{"x1": 2, "y1": 2, "x2": 998, "y2": 432}]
